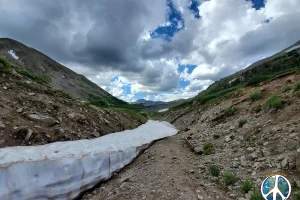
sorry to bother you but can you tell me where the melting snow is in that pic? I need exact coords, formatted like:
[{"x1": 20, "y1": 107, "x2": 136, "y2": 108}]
[
  {"x1": 285, "y1": 45, "x2": 300, "y2": 53},
  {"x1": 158, "y1": 108, "x2": 169, "y2": 113},
  {"x1": 0, "y1": 120, "x2": 178, "y2": 200},
  {"x1": 7, "y1": 50, "x2": 19, "y2": 60}
]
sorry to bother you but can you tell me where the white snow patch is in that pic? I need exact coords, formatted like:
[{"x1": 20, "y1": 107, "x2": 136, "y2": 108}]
[
  {"x1": 158, "y1": 108, "x2": 169, "y2": 113},
  {"x1": 7, "y1": 50, "x2": 19, "y2": 60},
  {"x1": 0, "y1": 120, "x2": 177, "y2": 200},
  {"x1": 285, "y1": 45, "x2": 300, "y2": 53}
]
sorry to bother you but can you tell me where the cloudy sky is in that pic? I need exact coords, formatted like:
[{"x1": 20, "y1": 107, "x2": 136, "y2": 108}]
[{"x1": 1, "y1": 0, "x2": 300, "y2": 102}]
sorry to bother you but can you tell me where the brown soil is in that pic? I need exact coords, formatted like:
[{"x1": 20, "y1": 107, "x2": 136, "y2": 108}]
[
  {"x1": 81, "y1": 134, "x2": 229, "y2": 200},
  {"x1": 0, "y1": 72, "x2": 146, "y2": 148}
]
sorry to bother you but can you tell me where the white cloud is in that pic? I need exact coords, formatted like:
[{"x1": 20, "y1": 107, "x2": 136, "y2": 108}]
[{"x1": 2, "y1": 0, "x2": 300, "y2": 102}]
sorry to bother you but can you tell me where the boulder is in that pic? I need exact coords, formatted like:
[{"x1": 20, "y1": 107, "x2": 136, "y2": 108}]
[{"x1": 26, "y1": 113, "x2": 58, "y2": 127}]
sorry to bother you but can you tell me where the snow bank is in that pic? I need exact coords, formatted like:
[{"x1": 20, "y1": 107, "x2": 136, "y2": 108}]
[
  {"x1": 0, "y1": 120, "x2": 178, "y2": 200},
  {"x1": 158, "y1": 108, "x2": 169, "y2": 113},
  {"x1": 285, "y1": 45, "x2": 300, "y2": 53},
  {"x1": 8, "y1": 50, "x2": 19, "y2": 60}
]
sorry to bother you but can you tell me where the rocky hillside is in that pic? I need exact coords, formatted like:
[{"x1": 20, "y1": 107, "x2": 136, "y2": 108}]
[
  {"x1": 0, "y1": 50, "x2": 147, "y2": 148},
  {"x1": 0, "y1": 38, "x2": 125, "y2": 104},
  {"x1": 158, "y1": 46, "x2": 300, "y2": 198}
]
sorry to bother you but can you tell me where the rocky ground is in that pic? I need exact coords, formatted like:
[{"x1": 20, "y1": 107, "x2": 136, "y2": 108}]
[
  {"x1": 0, "y1": 69, "x2": 146, "y2": 148},
  {"x1": 82, "y1": 73, "x2": 300, "y2": 200}
]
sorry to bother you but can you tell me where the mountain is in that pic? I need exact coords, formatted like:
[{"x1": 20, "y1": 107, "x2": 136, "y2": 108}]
[
  {"x1": 0, "y1": 38, "x2": 126, "y2": 105},
  {"x1": 134, "y1": 99, "x2": 167, "y2": 107},
  {"x1": 184, "y1": 40, "x2": 300, "y2": 106}
]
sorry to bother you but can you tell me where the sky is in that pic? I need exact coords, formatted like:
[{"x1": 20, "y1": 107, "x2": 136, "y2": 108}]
[{"x1": 0, "y1": 0, "x2": 300, "y2": 102}]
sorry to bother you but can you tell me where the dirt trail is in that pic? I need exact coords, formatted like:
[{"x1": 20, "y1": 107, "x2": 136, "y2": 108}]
[{"x1": 81, "y1": 133, "x2": 229, "y2": 200}]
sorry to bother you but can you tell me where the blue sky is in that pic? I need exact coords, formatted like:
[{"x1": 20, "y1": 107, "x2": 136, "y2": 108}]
[
  {"x1": 108, "y1": 0, "x2": 267, "y2": 102},
  {"x1": 3, "y1": 0, "x2": 299, "y2": 102}
]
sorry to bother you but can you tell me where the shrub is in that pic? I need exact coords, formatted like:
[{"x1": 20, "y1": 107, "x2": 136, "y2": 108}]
[
  {"x1": 249, "y1": 90, "x2": 261, "y2": 101},
  {"x1": 223, "y1": 171, "x2": 236, "y2": 185},
  {"x1": 294, "y1": 82, "x2": 300, "y2": 92},
  {"x1": 250, "y1": 189, "x2": 264, "y2": 200},
  {"x1": 208, "y1": 164, "x2": 220, "y2": 177},
  {"x1": 238, "y1": 119, "x2": 247, "y2": 127},
  {"x1": 263, "y1": 95, "x2": 282, "y2": 109},
  {"x1": 252, "y1": 105, "x2": 262, "y2": 113},
  {"x1": 224, "y1": 106, "x2": 237, "y2": 116},
  {"x1": 203, "y1": 142, "x2": 213, "y2": 155},
  {"x1": 242, "y1": 178, "x2": 253, "y2": 193}
]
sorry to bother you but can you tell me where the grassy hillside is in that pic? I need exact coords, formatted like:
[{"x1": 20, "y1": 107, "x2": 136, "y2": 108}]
[{"x1": 173, "y1": 43, "x2": 300, "y2": 109}]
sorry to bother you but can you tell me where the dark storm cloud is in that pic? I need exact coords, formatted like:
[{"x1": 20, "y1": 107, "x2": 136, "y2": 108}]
[{"x1": 0, "y1": 0, "x2": 168, "y2": 73}]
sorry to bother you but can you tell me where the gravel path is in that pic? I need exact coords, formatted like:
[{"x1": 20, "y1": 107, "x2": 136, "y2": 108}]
[{"x1": 81, "y1": 133, "x2": 229, "y2": 200}]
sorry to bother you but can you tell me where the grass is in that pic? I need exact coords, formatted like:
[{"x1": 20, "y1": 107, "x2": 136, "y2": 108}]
[
  {"x1": 224, "y1": 106, "x2": 237, "y2": 116},
  {"x1": 250, "y1": 189, "x2": 264, "y2": 200},
  {"x1": 238, "y1": 119, "x2": 247, "y2": 128},
  {"x1": 223, "y1": 171, "x2": 236, "y2": 186},
  {"x1": 294, "y1": 191, "x2": 300, "y2": 200},
  {"x1": 89, "y1": 98, "x2": 108, "y2": 107},
  {"x1": 208, "y1": 164, "x2": 220, "y2": 177},
  {"x1": 54, "y1": 90, "x2": 73, "y2": 100},
  {"x1": 294, "y1": 82, "x2": 300, "y2": 92},
  {"x1": 0, "y1": 57, "x2": 10, "y2": 73},
  {"x1": 252, "y1": 105, "x2": 262, "y2": 113},
  {"x1": 249, "y1": 90, "x2": 261, "y2": 101},
  {"x1": 283, "y1": 85, "x2": 292, "y2": 93},
  {"x1": 241, "y1": 178, "x2": 253, "y2": 193},
  {"x1": 16, "y1": 68, "x2": 51, "y2": 84},
  {"x1": 263, "y1": 95, "x2": 282, "y2": 110},
  {"x1": 203, "y1": 142, "x2": 213, "y2": 155}
]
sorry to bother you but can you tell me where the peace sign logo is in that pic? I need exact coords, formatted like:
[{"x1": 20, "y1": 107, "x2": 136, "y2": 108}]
[{"x1": 261, "y1": 175, "x2": 291, "y2": 200}]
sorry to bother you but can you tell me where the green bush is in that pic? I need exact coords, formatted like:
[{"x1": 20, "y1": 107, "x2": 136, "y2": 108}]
[
  {"x1": 17, "y1": 69, "x2": 50, "y2": 84},
  {"x1": 223, "y1": 171, "x2": 236, "y2": 185},
  {"x1": 89, "y1": 99, "x2": 107, "y2": 107},
  {"x1": 238, "y1": 119, "x2": 247, "y2": 127},
  {"x1": 203, "y1": 142, "x2": 213, "y2": 155},
  {"x1": 263, "y1": 95, "x2": 282, "y2": 109},
  {"x1": 294, "y1": 191, "x2": 300, "y2": 200},
  {"x1": 208, "y1": 164, "x2": 220, "y2": 177},
  {"x1": 246, "y1": 75, "x2": 270, "y2": 86},
  {"x1": 242, "y1": 178, "x2": 253, "y2": 193},
  {"x1": 224, "y1": 106, "x2": 237, "y2": 116},
  {"x1": 294, "y1": 82, "x2": 300, "y2": 92},
  {"x1": 0, "y1": 57, "x2": 10, "y2": 73},
  {"x1": 250, "y1": 189, "x2": 264, "y2": 200},
  {"x1": 249, "y1": 90, "x2": 261, "y2": 101}
]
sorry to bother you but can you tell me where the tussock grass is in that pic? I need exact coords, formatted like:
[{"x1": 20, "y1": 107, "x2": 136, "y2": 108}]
[
  {"x1": 203, "y1": 142, "x2": 213, "y2": 155},
  {"x1": 263, "y1": 95, "x2": 282, "y2": 109},
  {"x1": 208, "y1": 164, "x2": 220, "y2": 177},
  {"x1": 224, "y1": 106, "x2": 237, "y2": 116},
  {"x1": 249, "y1": 90, "x2": 261, "y2": 101},
  {"x1": 223, "y1": 171, "x2": 236, "y2": 185}
]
